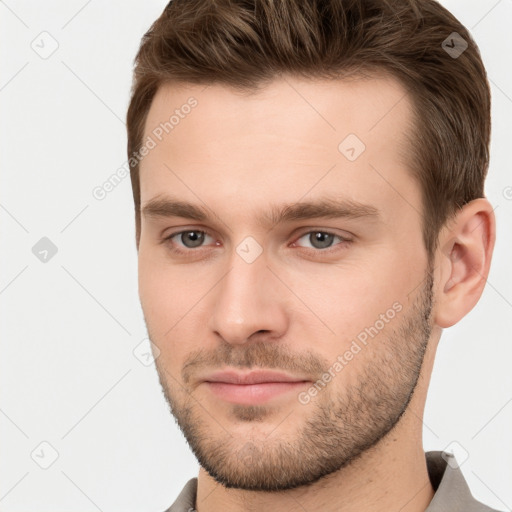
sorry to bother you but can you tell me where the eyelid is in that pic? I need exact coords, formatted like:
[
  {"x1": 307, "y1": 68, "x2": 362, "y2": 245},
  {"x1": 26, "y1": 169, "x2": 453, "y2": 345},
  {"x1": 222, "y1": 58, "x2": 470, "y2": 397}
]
[{"x1": 292, "y1": 227, "x2": 352, "y2": 241}]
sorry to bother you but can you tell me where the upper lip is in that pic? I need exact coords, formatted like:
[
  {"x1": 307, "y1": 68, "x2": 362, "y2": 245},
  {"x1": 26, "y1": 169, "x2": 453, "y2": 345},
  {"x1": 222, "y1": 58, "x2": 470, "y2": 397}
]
[{"x1": 203, "y1": 370, "x2": 310, "y2": 385}]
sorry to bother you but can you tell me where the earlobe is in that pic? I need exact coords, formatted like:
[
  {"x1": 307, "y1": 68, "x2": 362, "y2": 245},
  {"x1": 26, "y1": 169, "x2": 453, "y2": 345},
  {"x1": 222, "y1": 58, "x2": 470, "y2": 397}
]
[{"x1": 433, "y1": 198, "x2": 496, "y2": 328}]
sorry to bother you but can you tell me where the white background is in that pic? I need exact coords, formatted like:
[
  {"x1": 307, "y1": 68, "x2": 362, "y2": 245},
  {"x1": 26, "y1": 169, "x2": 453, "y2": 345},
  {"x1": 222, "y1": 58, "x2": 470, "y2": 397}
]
[{"x1": 1, "y1": 1, "x2": 511, "y2": 510}]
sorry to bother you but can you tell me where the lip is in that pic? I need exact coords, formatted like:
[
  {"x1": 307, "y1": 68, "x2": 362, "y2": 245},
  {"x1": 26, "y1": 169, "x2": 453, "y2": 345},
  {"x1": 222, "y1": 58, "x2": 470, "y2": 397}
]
[
  {"x1": 202, "y1": 370, "x2": 311, "y2": 405},
  {"x1": 203, "y1": 370, "x2": 308, "y2": 385}
]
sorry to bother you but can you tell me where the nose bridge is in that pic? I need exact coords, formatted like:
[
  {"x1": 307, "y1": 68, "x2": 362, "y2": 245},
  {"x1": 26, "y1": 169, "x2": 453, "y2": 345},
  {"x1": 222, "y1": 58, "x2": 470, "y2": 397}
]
[{"x1": 208, "y1": 244, "x2": 286, "y2": 344}]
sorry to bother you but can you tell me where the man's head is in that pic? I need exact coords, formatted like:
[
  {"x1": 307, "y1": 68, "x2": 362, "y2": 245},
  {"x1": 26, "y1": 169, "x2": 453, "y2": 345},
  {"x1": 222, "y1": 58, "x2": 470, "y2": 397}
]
[{"x1": 127, "y1": 0, "x2": 495, "y2": 492}]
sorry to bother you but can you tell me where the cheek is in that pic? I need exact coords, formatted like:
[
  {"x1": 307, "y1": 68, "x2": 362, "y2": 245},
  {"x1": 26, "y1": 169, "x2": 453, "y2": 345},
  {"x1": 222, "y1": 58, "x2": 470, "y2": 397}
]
[
  {"x1": 138, "y1": 250, "x2": 212, "y2": 370},
  {"x1": 289, "y1": 257, "x2": 410, "y2": 350},
  {"x1": 138, "y1": 250, "x2": 185, "y2": 345}
]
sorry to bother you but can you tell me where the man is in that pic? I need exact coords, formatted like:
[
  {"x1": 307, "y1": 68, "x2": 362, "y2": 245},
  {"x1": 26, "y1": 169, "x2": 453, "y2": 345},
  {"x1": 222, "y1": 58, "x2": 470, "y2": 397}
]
[{"x1": 126, "y1": 0, "x2": 500, "y2": 510}]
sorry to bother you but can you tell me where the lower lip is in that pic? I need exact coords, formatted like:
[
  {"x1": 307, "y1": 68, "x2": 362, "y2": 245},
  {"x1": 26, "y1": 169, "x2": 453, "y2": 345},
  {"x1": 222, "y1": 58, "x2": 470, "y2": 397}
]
[{"x1": 205, "y1": 381, "x2": 309, "y2": 405}]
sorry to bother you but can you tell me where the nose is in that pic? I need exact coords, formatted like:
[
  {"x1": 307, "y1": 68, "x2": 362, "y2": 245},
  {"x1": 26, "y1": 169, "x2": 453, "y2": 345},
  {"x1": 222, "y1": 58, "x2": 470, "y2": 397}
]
[{"x1": 207, "y1": 248, "x2": 289, "y2": 345}]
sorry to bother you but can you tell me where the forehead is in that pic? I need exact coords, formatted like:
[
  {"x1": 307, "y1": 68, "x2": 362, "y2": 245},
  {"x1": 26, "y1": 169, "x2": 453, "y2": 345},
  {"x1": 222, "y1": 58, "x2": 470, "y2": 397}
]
[{"x1": 139, "y1": 74, "x2": 420, "y2": 231}]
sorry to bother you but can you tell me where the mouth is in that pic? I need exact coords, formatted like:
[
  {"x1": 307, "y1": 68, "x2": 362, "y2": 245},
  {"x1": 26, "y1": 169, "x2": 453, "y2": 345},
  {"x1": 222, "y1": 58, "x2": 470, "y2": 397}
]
[{"x1": 201, "y1": 370, "x2": 311, "y2": 405}]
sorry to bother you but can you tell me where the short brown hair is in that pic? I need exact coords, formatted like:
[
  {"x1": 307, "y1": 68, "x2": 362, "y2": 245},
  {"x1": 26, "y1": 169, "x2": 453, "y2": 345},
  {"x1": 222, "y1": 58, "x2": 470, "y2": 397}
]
[{"x1": 126, "y1": 0, "x2": 491, "y2": 258}]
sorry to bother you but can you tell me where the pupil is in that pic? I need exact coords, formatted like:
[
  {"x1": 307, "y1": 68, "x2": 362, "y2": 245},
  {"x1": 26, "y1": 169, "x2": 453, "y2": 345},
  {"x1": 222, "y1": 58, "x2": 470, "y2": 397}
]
[{"x1": 312, "y1": 232, "x2": 333, "y2": 249}]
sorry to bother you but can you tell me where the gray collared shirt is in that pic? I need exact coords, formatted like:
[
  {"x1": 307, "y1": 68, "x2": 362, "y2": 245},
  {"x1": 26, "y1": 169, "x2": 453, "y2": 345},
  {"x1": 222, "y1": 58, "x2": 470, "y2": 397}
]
[{"x1": 164, "y1": 451, "x2": 502, "y2": 511}]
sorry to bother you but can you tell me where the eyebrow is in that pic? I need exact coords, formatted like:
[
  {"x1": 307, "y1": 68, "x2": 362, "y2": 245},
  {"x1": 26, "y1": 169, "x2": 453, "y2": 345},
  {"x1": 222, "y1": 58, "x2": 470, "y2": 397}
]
[{"x1": 141, "y1": 195, "x2": 381, "y2": 228}]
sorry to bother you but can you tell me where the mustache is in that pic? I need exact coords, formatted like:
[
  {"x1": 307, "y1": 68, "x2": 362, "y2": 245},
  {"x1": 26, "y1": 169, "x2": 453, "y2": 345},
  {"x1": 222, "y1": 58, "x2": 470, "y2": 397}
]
[{"x1": 182, "y1": 341, "x2": 329, "y2": 385}]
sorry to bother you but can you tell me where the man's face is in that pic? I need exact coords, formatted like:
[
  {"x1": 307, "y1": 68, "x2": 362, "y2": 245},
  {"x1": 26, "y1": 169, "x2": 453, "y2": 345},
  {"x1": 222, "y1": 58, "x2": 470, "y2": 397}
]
[{"x1": 137, "y1": 75, "x2": 435, "y2": 491}]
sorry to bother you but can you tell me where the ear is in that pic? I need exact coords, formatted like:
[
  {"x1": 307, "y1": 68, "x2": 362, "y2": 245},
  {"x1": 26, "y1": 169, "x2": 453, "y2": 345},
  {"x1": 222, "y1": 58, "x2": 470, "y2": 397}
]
[{"x1": 433, "y1": 198, "x2": 496, "y2": 328}]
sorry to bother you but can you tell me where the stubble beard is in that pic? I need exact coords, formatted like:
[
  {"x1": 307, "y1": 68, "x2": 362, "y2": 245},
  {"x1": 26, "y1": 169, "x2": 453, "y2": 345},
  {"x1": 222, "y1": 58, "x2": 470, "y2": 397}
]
[{"x1": 152, "y1": 269, "x2": 434, "y2": 491}]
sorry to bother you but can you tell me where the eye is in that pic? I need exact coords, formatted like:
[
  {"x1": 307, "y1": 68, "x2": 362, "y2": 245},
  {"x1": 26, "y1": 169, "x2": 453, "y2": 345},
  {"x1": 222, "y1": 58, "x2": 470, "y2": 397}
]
[
  {"x1": 164, "y1": 230, "x2": 216, "y2": 251},
  {"x1": 293, "y1": 230, "x2": 350, "y2": 251}
]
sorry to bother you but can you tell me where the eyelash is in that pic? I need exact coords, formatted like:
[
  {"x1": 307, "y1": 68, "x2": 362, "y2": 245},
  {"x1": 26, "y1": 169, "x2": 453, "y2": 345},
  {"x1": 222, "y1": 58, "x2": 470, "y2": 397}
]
[{"x1": 160, "y1": 229, "x2": 352, "y2": 256}]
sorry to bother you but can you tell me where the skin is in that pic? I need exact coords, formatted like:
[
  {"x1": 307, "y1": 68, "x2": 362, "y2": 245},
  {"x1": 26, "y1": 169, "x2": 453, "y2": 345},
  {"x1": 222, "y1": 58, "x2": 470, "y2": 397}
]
[{"x1": 137, "y1": 74, "x2": 495, "y2": 512}]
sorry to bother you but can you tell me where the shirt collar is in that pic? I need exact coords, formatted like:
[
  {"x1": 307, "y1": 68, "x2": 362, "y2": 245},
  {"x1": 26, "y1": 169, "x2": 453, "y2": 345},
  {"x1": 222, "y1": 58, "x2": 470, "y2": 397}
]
[
  {"x1": 165, "y1": 451, "x2": 497, "y2": 512},
  {"x1": 424, "y1": 451, "x2": 497, "y2": 511}
]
